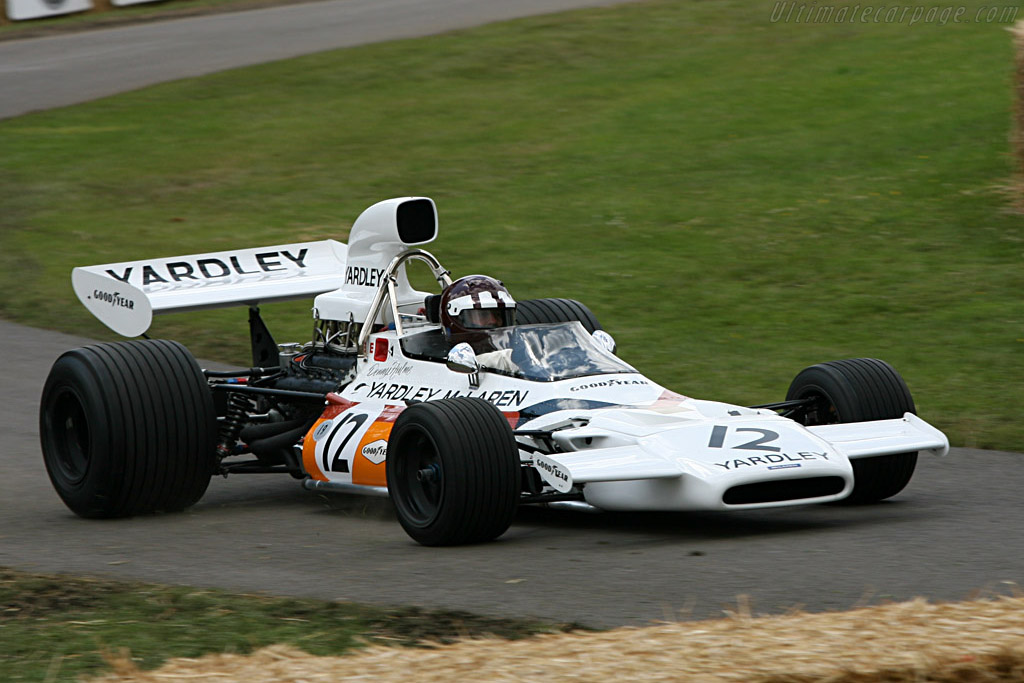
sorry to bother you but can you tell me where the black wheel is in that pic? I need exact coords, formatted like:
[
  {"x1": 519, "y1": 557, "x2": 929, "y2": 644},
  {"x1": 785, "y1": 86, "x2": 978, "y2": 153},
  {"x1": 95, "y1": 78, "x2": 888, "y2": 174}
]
[
  {"x1": 386, "y1": 397, "x2": 519, "y2": 546},
  {"x1": 515, "y1": 298, "x2": 602, "y2": 334},
  {"x1": 39, "y1": 340, "x2": 217, "y2": 518},
  {"x1": 786, "y1": 358, "x2": 918, "y2": 504}
]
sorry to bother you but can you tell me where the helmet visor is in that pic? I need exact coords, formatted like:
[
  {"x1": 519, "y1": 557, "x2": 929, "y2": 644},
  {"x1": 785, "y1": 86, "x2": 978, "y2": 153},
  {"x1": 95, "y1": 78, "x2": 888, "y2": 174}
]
[{"x1": 459, "y1": 308, "x2": 516, "y2": 329}]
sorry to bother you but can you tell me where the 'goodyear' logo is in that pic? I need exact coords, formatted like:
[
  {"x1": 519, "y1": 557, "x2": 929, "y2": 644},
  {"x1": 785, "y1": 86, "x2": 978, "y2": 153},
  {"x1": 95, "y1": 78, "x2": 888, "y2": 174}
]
[{"x1": 361, "y1": 439, "x2": 387, "y2": 465}]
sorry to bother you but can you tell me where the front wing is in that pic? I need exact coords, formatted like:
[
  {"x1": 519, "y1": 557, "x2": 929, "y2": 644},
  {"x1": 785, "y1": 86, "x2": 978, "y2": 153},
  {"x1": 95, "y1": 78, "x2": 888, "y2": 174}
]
[{"x1": 528, "y1": 412, "x2": 948, "y2": 511}]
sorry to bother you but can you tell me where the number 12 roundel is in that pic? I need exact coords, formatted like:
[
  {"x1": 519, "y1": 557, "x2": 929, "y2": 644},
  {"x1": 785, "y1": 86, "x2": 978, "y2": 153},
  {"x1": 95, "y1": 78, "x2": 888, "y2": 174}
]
[{"x1": 304, "y1": 403, "x2": 380, "y2": 480}]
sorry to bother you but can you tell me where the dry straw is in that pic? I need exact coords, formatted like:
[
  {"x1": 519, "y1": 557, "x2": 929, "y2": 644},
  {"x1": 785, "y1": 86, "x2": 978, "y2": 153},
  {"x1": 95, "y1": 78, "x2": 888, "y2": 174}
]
[{"x1": 91, "y1": 595, "x2": 1024, "y2": 682}]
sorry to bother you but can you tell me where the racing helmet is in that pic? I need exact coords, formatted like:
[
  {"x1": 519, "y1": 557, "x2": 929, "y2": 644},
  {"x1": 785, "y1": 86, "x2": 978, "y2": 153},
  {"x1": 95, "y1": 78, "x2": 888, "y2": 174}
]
[{"x1": 440, "y1": 275, "x2": 517, "y2": 346}]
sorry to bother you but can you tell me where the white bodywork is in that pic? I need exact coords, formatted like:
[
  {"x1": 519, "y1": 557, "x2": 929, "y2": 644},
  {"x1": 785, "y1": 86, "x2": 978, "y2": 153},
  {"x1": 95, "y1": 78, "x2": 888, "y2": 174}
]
[
  {"x1": 73, "y1": 196, "x2": 950, "y2": 513},
  {"x1": 298, "y1": 325, "x2": 948, "y2": 511}
]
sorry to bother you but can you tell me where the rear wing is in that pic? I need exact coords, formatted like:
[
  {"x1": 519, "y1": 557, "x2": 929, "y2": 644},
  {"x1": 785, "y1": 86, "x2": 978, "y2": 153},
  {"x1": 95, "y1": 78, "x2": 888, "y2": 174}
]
[
  {"x1": 70, "y1": 196, "x2": 441, "y2": 338},
  {"x1": 72, "y1": 240, "x2": 348, "y2": 337}
]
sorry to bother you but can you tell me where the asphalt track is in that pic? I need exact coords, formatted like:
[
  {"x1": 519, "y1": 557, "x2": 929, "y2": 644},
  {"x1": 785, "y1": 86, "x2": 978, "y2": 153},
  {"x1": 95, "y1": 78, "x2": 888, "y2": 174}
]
[
  {"x1": 2, "y1": 318, "x2": 1023, "y2": 628},
  {"x1": 0, "y1": 0, "x2": 634, "y2": 119},
  {"x1": 1, "y1": 0, "x2": 1023, "y2": 629}
]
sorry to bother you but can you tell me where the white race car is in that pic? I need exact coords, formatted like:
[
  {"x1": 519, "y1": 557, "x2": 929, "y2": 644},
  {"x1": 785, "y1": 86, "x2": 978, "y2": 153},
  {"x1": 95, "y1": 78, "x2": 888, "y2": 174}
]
[{"x1": 41, "y1": 197, "x2": 949, "y2": 545}]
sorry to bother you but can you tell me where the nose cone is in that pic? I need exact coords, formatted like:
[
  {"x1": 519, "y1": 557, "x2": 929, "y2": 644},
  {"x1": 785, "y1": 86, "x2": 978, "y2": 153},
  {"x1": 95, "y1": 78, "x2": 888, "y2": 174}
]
[{"x1": 582, "y1": 418, "x2": 855, "y2": 511}]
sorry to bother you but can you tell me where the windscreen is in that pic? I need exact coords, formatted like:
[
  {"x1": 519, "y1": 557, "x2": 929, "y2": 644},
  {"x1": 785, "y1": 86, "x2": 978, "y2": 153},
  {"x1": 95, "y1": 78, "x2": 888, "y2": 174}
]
[{"x1": 477, "y1": 322, "x2": 637, "y2": 381}]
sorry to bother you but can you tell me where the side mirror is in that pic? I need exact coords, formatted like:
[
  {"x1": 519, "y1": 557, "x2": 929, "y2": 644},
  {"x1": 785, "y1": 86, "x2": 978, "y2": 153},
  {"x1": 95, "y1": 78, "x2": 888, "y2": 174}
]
[
  {"x1": 591, "y1": 329, "x2": 617, "y2": 355},
  {"x1": 446, "y1": 342, "x2": 480, "y2": 374}
]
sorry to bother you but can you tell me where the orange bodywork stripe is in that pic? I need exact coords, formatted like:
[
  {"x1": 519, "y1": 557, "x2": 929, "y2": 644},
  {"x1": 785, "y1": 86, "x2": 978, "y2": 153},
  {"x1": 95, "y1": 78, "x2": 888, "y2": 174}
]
[
  {"x1": 305, "y1": 403, "x2": 525, "y2": 486},
  {"x1": 352, "y1": 405, "x2": 403, "y2": 487},
  {"x1": 302, "y1": 398, "x2": 358, "y2": 481}
]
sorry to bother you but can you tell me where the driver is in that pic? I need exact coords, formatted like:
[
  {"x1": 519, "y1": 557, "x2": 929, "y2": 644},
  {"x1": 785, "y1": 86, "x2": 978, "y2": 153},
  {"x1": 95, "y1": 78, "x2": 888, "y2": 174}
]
[{"x1": 440, "y1": 274, "x2": 517, "y2": 371}]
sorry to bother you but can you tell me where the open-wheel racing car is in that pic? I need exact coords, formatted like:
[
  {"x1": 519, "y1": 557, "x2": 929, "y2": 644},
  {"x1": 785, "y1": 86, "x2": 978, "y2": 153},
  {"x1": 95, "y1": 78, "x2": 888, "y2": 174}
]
[{"x1": 41, "y1": 197, "x2": 949, "y2": 545}]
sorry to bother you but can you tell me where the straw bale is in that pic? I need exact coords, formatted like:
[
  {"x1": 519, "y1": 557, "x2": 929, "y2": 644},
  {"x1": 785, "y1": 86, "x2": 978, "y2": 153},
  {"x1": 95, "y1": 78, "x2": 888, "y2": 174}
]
[{"x1": 90, "y1": 595, "x2": 1024, "y2": 682}]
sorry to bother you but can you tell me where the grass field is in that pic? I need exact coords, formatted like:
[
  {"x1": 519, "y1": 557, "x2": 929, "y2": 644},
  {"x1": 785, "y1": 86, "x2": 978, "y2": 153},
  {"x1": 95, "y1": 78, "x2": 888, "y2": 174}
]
[
  {"x1": 0, "y1": 568, "x2": 572, "y2": 682},
  {"x1": 1, "y1": 0, "x2": 1022, "y2": 449}
]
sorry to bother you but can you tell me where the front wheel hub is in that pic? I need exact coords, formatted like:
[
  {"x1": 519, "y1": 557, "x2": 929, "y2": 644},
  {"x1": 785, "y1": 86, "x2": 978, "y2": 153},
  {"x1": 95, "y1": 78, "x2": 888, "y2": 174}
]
[{"x1": 416, "y1": 464, "x2": 440, "y2": 483}]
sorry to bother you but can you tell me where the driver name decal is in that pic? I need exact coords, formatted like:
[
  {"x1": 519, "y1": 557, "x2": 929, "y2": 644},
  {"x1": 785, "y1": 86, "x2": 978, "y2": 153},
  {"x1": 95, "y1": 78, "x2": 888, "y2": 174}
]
[
  {"x1": 715, "y1": 451, "x2": 829, "y2": 470},
  {"x1": 364, "y1": 361, "x2": 414, "y2": 379}
]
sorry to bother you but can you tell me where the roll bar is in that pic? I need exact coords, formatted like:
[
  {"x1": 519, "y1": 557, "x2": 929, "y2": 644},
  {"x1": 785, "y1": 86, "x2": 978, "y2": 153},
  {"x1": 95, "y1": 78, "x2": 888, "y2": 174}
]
[{"x1": 357, "y1": 249, "x2": 452, "y2": 349}]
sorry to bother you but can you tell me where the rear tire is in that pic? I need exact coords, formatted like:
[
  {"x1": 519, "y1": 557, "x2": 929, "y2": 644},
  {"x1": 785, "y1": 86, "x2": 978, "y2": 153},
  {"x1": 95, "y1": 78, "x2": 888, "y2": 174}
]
[
  {"x1": 39, "y1": 340, "x2": 217, "y2": 518},
  {"x1": 515, "y1": 298, "x2": 602, "y2": 334},
  {"x1": 786, "y1": 358, "x2": 917, "y2": 504},
  {"x1": 386, "y1": 398, "x2": 519, "y2": 546}
]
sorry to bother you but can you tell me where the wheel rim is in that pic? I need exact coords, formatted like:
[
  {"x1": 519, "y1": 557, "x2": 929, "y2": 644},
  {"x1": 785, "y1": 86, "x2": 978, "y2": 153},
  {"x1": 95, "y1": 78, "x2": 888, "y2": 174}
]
[
  {"x1": 393, "y1": 427, "x2": 443, "y2": 528},
  {"x1": 50, "y1": 389, "x2": 91, "y2": 485}
]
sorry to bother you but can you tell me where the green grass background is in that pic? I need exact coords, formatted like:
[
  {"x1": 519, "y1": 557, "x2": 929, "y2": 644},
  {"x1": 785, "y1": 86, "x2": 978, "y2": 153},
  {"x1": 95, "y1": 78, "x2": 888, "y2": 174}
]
[
  {"x1": 0, "y1": 568, "x2": 569, "y2": 681},
  {"x1": 1, "y1": 0, "x2": 1022, "y2": 449}
]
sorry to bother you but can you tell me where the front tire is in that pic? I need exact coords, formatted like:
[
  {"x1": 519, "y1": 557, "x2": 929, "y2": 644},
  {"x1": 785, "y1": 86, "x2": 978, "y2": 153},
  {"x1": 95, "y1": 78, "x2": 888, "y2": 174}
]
[
  {"x1": 386, "y1": 398, "x2": 519, "y2": 546},
  {"x1": 39, "y1": 340, "x2": 217, "y2": 518},
  {"x1": 515, "y1": 298, "x2": 602, "y2": 334},
  {"x1": 786, "y1": 358, "x2": 918, "y2": 504}
]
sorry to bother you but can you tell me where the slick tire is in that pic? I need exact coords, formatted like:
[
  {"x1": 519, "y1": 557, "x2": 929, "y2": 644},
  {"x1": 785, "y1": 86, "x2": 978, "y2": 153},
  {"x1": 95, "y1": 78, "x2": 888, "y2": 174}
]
[
  {"x1": 786, "y1": 358, "x2": 918, "y2": 504},
  {"x1": 39, "y1": 339, "x2": 217, "y2": 518},
  {"x1": 515, "y1": 298, "x2": 602, "y2": 334},
  {"x1": 386, "y1": 397, "x2": 519, "y2": 546}
]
